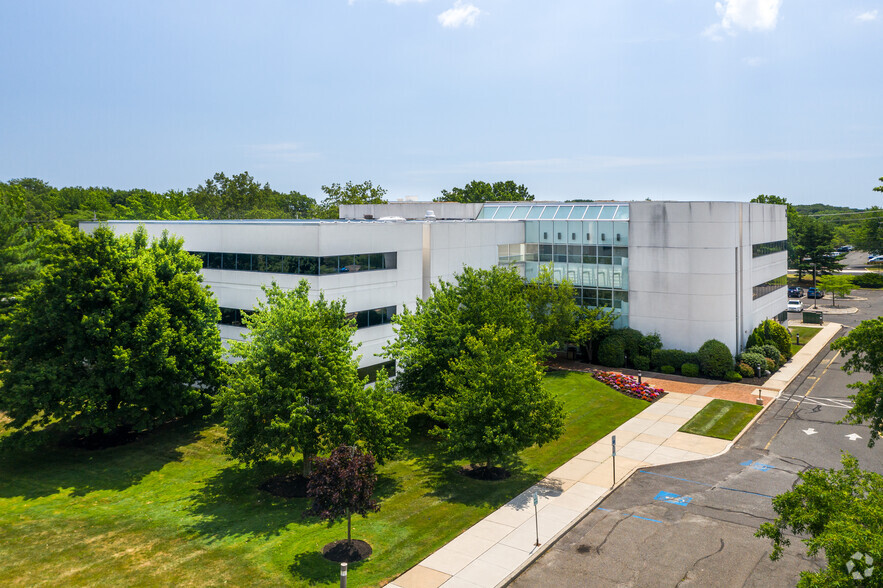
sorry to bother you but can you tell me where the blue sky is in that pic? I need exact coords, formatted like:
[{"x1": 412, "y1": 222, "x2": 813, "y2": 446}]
[{"x1": 1, "y1": 1, "x2": 881, "y2": 207}]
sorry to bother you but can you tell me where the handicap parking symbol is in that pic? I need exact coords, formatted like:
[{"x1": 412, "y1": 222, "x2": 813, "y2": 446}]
[
  {"x1": 740, "y1": 460, "x2": 774, "y2": 472},
  {"x1": 654, "y1": 491, "x2": 692, "y2": 506}
]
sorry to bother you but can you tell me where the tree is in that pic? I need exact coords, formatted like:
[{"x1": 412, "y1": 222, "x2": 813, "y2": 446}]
[
  {"x1": 571, "y1": 306, "x2": 616, "y2": 361},
  {"x1": 875, "y1": 176, "x2": 883, "y2": 194},
  {"x1": 831, "y1": 317, "x2": 883, "y2": 446},
  {"x1": 0, "y1": 223, "x2": 224, "y2": 437},
  {"x1": 756, "y1": 453, "x2": 883, "y2": 587},
  {"x1": 115, "y1": 189, "x2": 200, "y2": 220},
  {"x1": 384, "y1": 266, "x2": 547, "y2": 405},
  {"x1": 856, "y1": 206, "x2": 883, "y2": 256},
  {"x1": 817, "y1": 275, "x2": 854, "y2": 307},
  {"x1": 215, "y1": 281, "x2": 410, "y2": 476},
  {"x1": 306, "y1": 445, "x2": 379, "y2": 547},
  {"x1": 436, "y1": 325, "x2": 565, "y2": 470},
  {"x1": 792, "y1": 215, "x2": 841, "y2": 279},
  {"x1": 435, "y1": 180, "x2": 534, "y2": 203},
  {"x1": 317, "y1": 181, "x2": 387, "y2": 219},
  {"x1": 187, "y1": 171, "x2": 293, "y2": 219},
  {"x1": 524, "y1": 265, "x2": 581, "y2": 349}
]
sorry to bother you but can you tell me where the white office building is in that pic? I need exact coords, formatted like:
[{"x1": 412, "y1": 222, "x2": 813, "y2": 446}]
[{"x1": 81, "y1": 200, "x2": 787, "y2": 374}]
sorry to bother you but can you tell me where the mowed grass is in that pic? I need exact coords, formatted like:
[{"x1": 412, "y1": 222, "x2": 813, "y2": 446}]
[
  {"x1": 679, "y1": 399, "x2": 762, "y2": 440},
  {"x1": 0, "y1": 370, "x2": 645, "y2": 587},
  {"x1": 790, "y1": 325, "x2": 821, "y2": 356}
]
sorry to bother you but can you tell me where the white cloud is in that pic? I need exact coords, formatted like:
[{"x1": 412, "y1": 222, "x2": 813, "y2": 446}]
[
  {"x1": 742, "y1": 56, "x2": 766, "y2": 66},
  {"x1": 857, "y1": 10, "x2": 878, "y2": 22},
  {"x1": 703, "y1": 0, "x2": 782, "y2": 40},
  {"x1": 437, "y1": 1, "x2": 481, "y2": 28},
  {"x1": 386, "y1": 0, "x2": 429, "y2": 4}
]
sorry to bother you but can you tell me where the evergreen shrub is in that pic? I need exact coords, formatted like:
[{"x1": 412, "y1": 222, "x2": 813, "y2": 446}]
[{"x1": 698, "y1": 339, "x2": 734, "y2": 379}]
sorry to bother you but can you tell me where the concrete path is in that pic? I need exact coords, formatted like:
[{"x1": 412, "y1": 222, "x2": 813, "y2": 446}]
[{"x1": 388, "y1": 322, "x2": 843, "y2": 588}]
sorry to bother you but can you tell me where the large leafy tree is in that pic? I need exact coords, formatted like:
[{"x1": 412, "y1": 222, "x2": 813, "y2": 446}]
[
  {"x1": 831, "y1": 317, "x2": 883, "y2": 445},
  {"x1": 0, "y1": 223, "x2": 224, "y2": 436},
  {"x1": 437, "y1": 325, "x2": 565, "y2": 469},
  {"x1": 317, "y1": 180, "x2": 387, "y2": 219},
  {"x1": 384, "y1": 266, "x2": 547, "y2": 405},
  {"x1": 215, "y1": 282, "x2": 411, "y2": 476},
  {"x1": 435, "y1": 180, "x2": 534, "y2": 203},
  {"x1": 756, "y1": 454, "x2": 883, "y2": 587}
]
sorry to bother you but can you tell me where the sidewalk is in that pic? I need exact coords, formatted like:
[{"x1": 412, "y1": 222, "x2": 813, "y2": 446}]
[{"x1": 388, "y1": 322, "x2": 843, "y2": 588}]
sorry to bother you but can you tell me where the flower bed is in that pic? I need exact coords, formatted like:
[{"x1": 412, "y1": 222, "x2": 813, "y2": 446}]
[{"x1": 592, "y1": 370, "x2": 664, "y2": 402}]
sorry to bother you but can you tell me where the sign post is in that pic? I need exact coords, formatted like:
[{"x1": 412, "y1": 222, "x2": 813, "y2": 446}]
[
  {"x1": 533, "y1": 491, "x2": 540, "y2": 546},
  {"x1": 612, "y1": 435, "x2": 617, "y2": 487}
]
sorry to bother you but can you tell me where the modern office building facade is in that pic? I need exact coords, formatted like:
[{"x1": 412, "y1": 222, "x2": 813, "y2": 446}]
[{"x1": 81, "y1": 200, "x2": 787, "y2": 373}]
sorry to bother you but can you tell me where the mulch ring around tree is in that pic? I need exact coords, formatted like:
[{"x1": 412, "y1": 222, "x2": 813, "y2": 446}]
[
  {"x1": 460, "y1": 464, "x2": 511, "y2": 481},
  {"x1": 322, "y1": 539, "x2": 373, "y2": 563},
  {"x1": 258, "y1": 472, "x2": 309, "y2": 498}
]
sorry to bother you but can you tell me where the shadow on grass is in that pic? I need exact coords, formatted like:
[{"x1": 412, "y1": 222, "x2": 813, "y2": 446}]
[
  {"x1": 185, "y1": 459, "x2": 402, "y2": 542},
  {"x1": 0, "y1": 414, "x2": 208, "y2": 500},
  {"x1": 288, "y1": 550, "x2": 368, "y2": 586},
  {"x1": 407, "y1": 438, "x2": 545, "y2": 510}
]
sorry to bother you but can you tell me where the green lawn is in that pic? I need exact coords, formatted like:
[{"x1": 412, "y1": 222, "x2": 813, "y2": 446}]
[
  {"x1": 790, "y1": 325, "x2": 822, "y2": 356},
  {"x1": 678, "y1": 399, "x2": 762, "y2": 440},
  {"x1": 0, "y1": 370, "x2": 645, "y2": 587}
]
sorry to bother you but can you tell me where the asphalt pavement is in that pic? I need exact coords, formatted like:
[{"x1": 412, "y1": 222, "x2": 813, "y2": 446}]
[{"x1": 510, "y1": 289, "x2": 883, "y2": 588}]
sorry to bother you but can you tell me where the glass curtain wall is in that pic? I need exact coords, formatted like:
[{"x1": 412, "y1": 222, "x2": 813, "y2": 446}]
[{"x1": 494, "y1": 203, "x2": 630, "y2": 328}]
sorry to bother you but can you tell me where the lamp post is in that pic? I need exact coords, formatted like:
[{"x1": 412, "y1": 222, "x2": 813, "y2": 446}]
[{"x1": 812, "y1": 262, "x2": 818, "y2": 309}]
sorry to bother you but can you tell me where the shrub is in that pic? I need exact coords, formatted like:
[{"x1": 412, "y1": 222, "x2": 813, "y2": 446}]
[
  {"x1": 660, "y1": 365, "x2": 676, "y2": 374},
  {"x1": 633, "y1": 354, "x2": 650, "y2": 371},
  {"x1": 738, "y1": 362, "x2": 754, "y2": 378},
  {"x1": 598, "y1": 335, "x2": 625, "y2": 368},
  {"x1": 685, "y1": 352, "x2": 701, "y2": 366},
  {"x1": 681, "y1": 363, "x2": 699, "y2": 377},
  {"x1": 725, "y1": 371, "x2": 743, "y2": 382},
  {"x1": 698, "y1": 339, "x2": 734, "y2": 379},
  {"x1": 651, "y1": 348, "x2": 689, "y2": 370},
  {"x1": 639, "y1": 332, "x2": 663, "y2": 357},
  {"x1": 747, "y1": 320, "x2": 792, "y2": 360},
  {"x1": 738, "y1": 352, "x2": 766, "y2": 372},
  {"x1": 765, "y1": 357, "x2": 777, "y2": 372},
  {"x1": 761, "y1": 344, "x2": 782, "y2": 362},
  {"x1": 852, "y1": 273, "x2": 883, "y2": 288},
  {"x1": 615, "y1": 328, "x2": 644, "y2": 364}
]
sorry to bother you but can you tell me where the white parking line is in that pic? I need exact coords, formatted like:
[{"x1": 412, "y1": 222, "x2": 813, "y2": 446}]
[{"x1": 784, "y1": 396, "x2": 854, "y2": 409}]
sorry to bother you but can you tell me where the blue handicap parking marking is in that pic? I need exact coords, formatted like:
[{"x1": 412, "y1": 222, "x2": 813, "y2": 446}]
[
  {"x1": 740, "y1": 460, "x2": 775, "y2": 472},
  {"x1": 654, "y1": 491, "x2": 692, "y2": 506}
]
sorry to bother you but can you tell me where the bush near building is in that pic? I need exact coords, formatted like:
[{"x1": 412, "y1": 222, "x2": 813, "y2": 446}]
[{"x1": 698, "y1": 339, "x2": 734, "y2": 379}]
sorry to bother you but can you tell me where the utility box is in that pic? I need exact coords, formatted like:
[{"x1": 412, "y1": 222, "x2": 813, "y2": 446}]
[{"x1": 802, "y1": 310, "x2": 824, "y2": 324}]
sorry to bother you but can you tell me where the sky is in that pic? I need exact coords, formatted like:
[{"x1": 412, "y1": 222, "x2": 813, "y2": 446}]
[{"x1": 1, "y1": 0, "x2": 881, "y2": 208}]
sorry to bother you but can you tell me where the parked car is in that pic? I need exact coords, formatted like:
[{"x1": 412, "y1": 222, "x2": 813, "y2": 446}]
[
  {"x1": 787, "y1": 286, "x2": 804, "y2": 298},
  {"x1": 869, "y1": 255, "x2": 883, "y2": 263},
  {"x1": 787, "y1": 299, "x2": 804, "y2": 312},
  {"x1": 806, "y1": 287, "x2": 824, "y2": 298}
]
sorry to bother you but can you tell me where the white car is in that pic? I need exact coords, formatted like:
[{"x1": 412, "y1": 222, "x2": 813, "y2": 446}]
[
  {"x1": 787, "y1": 299, "x2": 804, "y2": 312},
  {"x1": 869, "y1": 255, "x2": 883, "y2": 263}
]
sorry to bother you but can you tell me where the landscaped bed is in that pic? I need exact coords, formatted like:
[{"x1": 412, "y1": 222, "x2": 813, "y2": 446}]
[
  {"x1": 0, "y1": 370, "x2": 646, "y2": 587},
  {"x1": 678, "y1": 399, "x2": 762, "y2": 440}
]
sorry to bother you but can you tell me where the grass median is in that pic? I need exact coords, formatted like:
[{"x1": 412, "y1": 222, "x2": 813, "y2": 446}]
[
  {"x1": 0, "y1": 370, "x2": 646, "y2": 587},
  {"x1": 679, "y1": 399, "x2": 762, "y2": 440}
]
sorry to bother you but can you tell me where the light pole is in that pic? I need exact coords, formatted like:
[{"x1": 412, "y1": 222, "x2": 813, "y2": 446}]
[{"x1": 812, "y1": 262, "x2": 818, "y2": 309}]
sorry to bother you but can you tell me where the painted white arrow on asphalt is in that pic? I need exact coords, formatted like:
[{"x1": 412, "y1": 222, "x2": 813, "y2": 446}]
[
  {"x1": 803, "y1": 428, "x2": 818, "y2": 435},
  {"x1": 845, "y1": 433, "x2": 863, "y2": 441}
]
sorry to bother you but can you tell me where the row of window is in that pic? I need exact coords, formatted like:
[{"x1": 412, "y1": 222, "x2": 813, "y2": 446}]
[
  {"x1": 753, "y1": 240, "x2": 787, "y2": 258},
  {"x1": 525, "y1": 221, "x2": 629, "y2": 246},
  {"x1": 753, "y1": 275, "x2": 787, "y2": 300},
  {"x1": 478, "y1": 204, "x2": 629, "y2": 221},
  {"x1": 357, "y1": 360, "x2": 397, "y2": 383},
  {"x1": 500, "y1": 244, "x2": 629, "y2": 266},
  {"x1": 218, "y1": 305, "x2": 397, "y2": 329},
  {"x1": 190, "y1": 251, "x2": 397, "y2": 275},
  {"x1": 524, "y1": 262, "x2": 627, "y2": 290}
]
